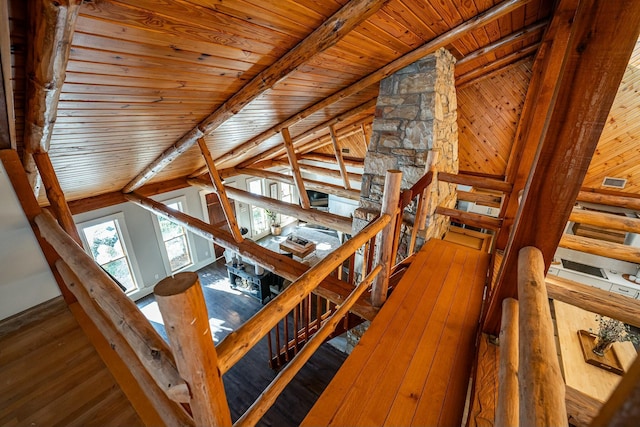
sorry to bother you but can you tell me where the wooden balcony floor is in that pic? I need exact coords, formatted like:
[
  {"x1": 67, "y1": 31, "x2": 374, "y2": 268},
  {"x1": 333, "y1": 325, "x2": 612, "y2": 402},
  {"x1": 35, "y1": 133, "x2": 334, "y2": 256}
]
[{"x1": 302, "y1": 239, "x2": 490, "y2": 426}]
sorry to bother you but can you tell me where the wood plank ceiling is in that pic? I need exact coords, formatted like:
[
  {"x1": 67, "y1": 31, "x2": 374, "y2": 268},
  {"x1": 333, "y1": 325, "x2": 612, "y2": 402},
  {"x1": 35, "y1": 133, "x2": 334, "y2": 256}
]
[{"x1": 6, "y1": 0, "x2": 583, "y2": 204}]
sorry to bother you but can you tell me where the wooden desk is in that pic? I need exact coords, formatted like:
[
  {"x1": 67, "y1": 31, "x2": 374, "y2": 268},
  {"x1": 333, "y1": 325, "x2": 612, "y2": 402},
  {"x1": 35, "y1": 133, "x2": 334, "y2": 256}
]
[
  {"x1": 554, "y1": 300, "x2": 637, "y2": 426},
  {"x1": 279, "y1": 235, "x2": 316, "y2": 258}
]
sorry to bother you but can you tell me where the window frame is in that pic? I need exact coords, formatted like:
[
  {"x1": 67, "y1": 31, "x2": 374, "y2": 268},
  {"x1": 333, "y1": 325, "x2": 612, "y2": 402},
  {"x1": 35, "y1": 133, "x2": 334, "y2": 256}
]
[
  {"x1": 77, "y1": 212, "x2": 144, "y2": 296},
  {"x1": 151, "y1": 196, "x2": 196, "y2": 274},
  {"x1": 246, "y1": 177, "x2": 270, "y2": 239}
]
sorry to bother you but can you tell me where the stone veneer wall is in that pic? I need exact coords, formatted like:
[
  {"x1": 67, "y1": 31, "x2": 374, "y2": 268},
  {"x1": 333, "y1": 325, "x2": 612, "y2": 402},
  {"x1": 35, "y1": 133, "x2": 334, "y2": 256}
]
[{"x1": 353, "y1": 48, "x2": 458, "y2": 256}]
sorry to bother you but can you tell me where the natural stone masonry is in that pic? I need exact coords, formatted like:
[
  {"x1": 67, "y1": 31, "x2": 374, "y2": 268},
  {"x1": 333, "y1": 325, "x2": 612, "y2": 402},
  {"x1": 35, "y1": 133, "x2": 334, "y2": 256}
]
[{"x1": 353, "y1": 48, "x2": 458, "y2": 258}]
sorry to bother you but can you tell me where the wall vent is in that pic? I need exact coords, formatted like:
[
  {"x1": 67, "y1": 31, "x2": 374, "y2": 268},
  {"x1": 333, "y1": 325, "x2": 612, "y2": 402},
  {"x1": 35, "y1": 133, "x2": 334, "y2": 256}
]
[
  {"x1": 341, "y1": 148, "x2": 350, "y2": 154},
  {"x1": 601, "y1": 176, "x2": 627, "y2": 189}
]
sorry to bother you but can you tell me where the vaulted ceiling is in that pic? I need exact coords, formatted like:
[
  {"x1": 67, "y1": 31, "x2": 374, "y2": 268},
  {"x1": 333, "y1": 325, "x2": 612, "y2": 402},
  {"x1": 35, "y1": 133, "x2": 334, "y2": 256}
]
[{"x1": 3, "y1": 0, "x2": 639, "y2": 206}]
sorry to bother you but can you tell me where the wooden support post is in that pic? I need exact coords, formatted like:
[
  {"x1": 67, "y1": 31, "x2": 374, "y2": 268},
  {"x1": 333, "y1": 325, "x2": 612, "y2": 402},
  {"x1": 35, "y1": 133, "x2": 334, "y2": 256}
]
[
  {"x1": 282, "y1": 127, "x2": 311, "y2": 209},
  {"x1": 56, "y1": 261, "x2": 193, "y2": 427},
  {"x1": 32, "y1": 151, "x2": 82, "y2": 244},
  {"x1": 371, "y1": 170, "x2": 403, "y2": 307},
  {"x1": 234, "y1": 265, "x2": 381, "y2": 427},
  {"x1": 329, "y1": 125, "x2": 351, "y2": 190},
  {"x1": 155, "y1": 272, "x2": 232, "y2": 427},
  {"x1": 496, "y1": 297, "x2": 519, "y2": 427},
  {"x1": 34, "y1": 210, "x2": 190, "y2": 403},
  {"x1": 23, "y1": 0, "x2": 82, "y2": 193},
  {"x1": 197, "y1": 138, "x2": 243, "y2": 242},
  {"x1": 484, "y1": 0, "x2": 640, "y2": 334},
  {"x1": 518, "y1": 247, "x2": 567, "y2": 427}
]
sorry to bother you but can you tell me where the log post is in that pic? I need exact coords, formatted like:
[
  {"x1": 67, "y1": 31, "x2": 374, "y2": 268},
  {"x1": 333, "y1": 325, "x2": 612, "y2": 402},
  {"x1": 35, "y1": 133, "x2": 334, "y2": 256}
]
[
  {"x1": 56, "y1": 261, "x2": 194, "y2": 427},
  {"x1": 371, "y1": 170, "x2": 403, "y2": 307},
  {"x1": 518, "y1": 247, "x2": 567, "y2": 427},
  {"x1": 33, "y1": 210, "x2": 190, "y2": 403},
  {"x1": 23, "y1": 0, "x2": 82, "y2": 193},
  {"x1": 32, "y1": 151, "x2": 82, "y2": 244},
  {"x1": 197, "y1": 138, "x2": 243, "y2": 242},
  {"x1": 496, "y1": 297, "x2": 519, "y2": 427},
  {"x1": 282, "y1": 127, "x2": 311, "y2": 209},
  {"x1": 155, "y1": 272, "x2": 232, "y2": 427},
  {"x1": 329, "y1": 125, "x2": 351, "y2": 190}
]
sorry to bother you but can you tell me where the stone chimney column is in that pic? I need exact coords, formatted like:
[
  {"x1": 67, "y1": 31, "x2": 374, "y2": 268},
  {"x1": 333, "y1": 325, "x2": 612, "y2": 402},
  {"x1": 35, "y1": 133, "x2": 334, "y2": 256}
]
[{"x1": 353, "y1": 48, "x2": 458, "y2": 256}]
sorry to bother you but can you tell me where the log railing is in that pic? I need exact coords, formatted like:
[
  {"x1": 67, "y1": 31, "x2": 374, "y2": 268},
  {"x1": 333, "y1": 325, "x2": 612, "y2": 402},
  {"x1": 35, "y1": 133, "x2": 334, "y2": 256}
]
[
  {"x1": 495, "y1": 246, "x2": 568, "y2": 427},
  {"x1": 33, "y1": 210, "x2": 194, "y2": 426}
]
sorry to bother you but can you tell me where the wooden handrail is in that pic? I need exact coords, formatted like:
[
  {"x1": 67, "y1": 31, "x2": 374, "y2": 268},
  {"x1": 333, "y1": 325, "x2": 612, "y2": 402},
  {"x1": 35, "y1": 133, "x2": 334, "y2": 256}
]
[
  {"x1": 559, "y1": 234, "x2": 640, "y2": 264},
  {"x1": 33, "y1": 210, "x2": 190, "y2": 403},
  {"x1": 518, "y1": 247, "x2": 567, "y2": 426},
  {"x1": 235, "y1": 265, "x2": 382, "y2": 426},
  {"x1": 569, "y1": 208, "x2": 640, "y2": 234},
  {"x1": 438, "y1": 171, "x2": 512, "y2": 193},
  {"x1": 399, "y1": 170, "x2": 434, "y2": 210},
  {"x1": 216, "y1": 213, "x2": 391, "y2": 374},
  {"x1": 56, "y1": 261, "x2": 194, "y2": 426},
  {"x1": 435, "y1": 206, "x2": 503, "y2": 230}
]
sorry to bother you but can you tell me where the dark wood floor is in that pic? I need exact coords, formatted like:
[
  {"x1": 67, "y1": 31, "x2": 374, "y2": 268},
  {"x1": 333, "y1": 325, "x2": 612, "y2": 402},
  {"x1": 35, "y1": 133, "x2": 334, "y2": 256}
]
[{"x1": 137, "y1": 258, "x2": 348, "y2": 426}]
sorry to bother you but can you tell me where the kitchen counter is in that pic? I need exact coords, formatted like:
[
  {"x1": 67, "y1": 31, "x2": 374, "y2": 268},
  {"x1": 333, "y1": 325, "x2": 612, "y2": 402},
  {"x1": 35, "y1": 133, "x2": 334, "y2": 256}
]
[{"x1": 548, "y1": 260, "x2": 640, "y2": 299}]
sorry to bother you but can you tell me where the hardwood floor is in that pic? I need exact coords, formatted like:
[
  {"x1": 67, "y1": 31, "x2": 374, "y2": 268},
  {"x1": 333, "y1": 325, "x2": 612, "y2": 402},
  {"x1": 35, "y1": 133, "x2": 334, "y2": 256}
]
[
  {"x1": 302, "y1": 240, "x2": 490, "y2": 426},
  {"x1": 137, "y1": 258, "x2": 348, "y2": 426},
  {"x1": 0, "y1": 298, "x2": 142, "y2": 427}
]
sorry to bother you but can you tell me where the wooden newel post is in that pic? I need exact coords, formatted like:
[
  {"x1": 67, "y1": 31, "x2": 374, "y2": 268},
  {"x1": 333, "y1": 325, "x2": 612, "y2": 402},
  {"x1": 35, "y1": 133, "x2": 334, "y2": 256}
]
[
  {"x1": 155, "y1": 272, "x2": 232, "y2": 427},
  {"x1": 496, "y1": 297, "x2": 519, "y2": 427},
  {"x1": 371, "y1": 170, "x2": 403, "y2": 307},
  {"x1": 518, "y1": 247, "x2": 567, "y2": 427}
]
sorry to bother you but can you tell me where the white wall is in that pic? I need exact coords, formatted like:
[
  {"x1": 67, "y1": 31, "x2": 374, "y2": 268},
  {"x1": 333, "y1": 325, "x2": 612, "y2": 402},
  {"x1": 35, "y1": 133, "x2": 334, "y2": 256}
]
[
  {"x1": 72, "y1": 186, "x2": 217, "y2": 301},
  {"x1": 0, "y1": 163, "x2": 60, "y2": 320}
]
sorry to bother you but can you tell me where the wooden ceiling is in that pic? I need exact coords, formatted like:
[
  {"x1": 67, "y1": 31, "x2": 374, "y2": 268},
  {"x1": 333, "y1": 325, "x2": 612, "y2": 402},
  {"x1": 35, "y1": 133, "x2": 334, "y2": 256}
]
[{"x1": 5, "y1": 0, "x2": 636, "y2": 206}]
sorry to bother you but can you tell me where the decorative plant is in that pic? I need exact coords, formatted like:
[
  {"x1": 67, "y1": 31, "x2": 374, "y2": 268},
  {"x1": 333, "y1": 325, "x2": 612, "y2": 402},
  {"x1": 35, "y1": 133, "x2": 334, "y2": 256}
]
[
  {"x1": 590, "y1": 315, "x2": 639, "y2": 356},
  {"x1": 265, "y1": 210, "x2": 280, "y2": 227}
]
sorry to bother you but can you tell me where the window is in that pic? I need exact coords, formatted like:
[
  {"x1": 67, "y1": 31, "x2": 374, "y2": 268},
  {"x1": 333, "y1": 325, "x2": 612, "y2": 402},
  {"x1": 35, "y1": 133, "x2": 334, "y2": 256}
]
[
  {"x1": 79, "y1": 215, "x2": 138, "y2": 293},
  {"x1": 280, "y1": 184, "x2": 296, "y2": 226},
  {"x1": 247, "y1": 178, "x2": 269, "y2": 236},
  {"x1": 157, "y1": 200, "x2": 193, "y2": 272}
]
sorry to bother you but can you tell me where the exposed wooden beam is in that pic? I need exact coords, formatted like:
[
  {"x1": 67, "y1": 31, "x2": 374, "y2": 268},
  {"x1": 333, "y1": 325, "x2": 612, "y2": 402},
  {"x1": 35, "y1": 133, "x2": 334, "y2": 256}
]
[
  {"x1": 438, "y1": 172, "x2": 512, "y2": 193},
  {"x1": 456, "y1": 20, "x2": 548, "y2": 69},
  {"x1": 268, "y1": 159, "x2": 363, "y2": 183},
  {"x1": 124, "y1": 192, "x2": 377, "y2": 321},
  {"x1": 495, "y1": 0, "x2": 579, "y2": 249},
  {"x1": 121, "y1": 0, "x2": 389, "y2": 193},
  {"x1": 23, "y1": 0, "x2": 82, "y2": 193},
  {"x1": 240, "y1": 167, "x2": 361, "y2": 200},
  {"x1": 0, "y1": 0, "x2": 16, "y2": 149},
  {"x1": 282, "y1": 128, "x2": 311, "y2": 209},
  {"x1": 300, "y1": 153, "x2": 363, "y2": 168},
  {"x1": 32, "y1": 151, "x2": 82, "y2": 244},
  {"x1": 197, "y1": 138, "x2": 243, "y2": 243},
  {"x1": 225, "y1": 98, "x2": 376, "y2": 169},
  {"x1": 435, "y1": 206, "x2": 503, "y2": 231},
  {"x1": 484, "y1": 0, "x2": 640, "y2": 334},
  {"x1": 216, "y1": 0, "x2": 535, "y2": 172},
  {"x1": 457, "y1": 43, "x2": 540, "y2": 88},
  {"x1": 187, "y1": 177, "x2": 353, "y2": 234},
  {"x1": 329, "y1": 125, "x2": 352, "y2": 190},
  {"x1": 236, "y1": 106, "x2": 373, "y2": 170},
  {"x1": 577, "y1": 190, "x2": 640, "y2": 211},
  {"x1": 569, "y1": 208, "x2": 640, "y2": 234},
  {"x1": 546, "y1": 275, "x2": 640, "y2": 329},
  {"x1": 558, "y1": 234, "x2": 640, "y2": 264},
  {"x1": 67, "y1": 177, "x2": 191, "y2": 215},
  {"x1": 458, "y1": 190, "x2": 502, "y2": 208}
]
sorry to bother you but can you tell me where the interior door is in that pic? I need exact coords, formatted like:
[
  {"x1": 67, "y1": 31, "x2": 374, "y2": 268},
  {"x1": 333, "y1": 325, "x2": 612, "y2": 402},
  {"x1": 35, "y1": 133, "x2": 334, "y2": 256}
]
[{"x1": 206, "y1": 192, "x2": 235, "y2": 258}]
